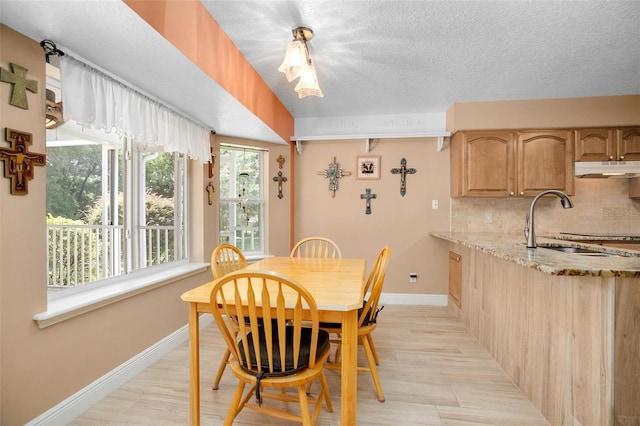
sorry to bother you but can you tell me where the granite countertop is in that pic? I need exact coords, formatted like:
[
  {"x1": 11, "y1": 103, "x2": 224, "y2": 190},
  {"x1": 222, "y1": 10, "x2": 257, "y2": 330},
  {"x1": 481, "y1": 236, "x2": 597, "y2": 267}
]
[
  {"x1": 430, "y1": 232, "x2": 640, "y2": 278},
  {"x1": 552, "y1": 232, "x2": 640, "y2": 242}
]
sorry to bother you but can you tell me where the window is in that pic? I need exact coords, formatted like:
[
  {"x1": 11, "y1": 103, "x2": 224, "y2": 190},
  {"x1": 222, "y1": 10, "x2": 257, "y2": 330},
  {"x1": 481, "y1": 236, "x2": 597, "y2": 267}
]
[
  {"x1": 218, "y1": 146, "x2": 264, "y2": 255},
  {"x1": 46, "y1": 123, "x2": 188, "y2": 290}
]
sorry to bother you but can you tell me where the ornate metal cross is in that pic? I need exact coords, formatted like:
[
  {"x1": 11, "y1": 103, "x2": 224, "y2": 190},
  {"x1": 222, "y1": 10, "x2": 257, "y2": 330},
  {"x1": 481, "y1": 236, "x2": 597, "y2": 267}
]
[
  {"x1": 390, "y1": 157, "x2": 416, "y2": 197},
  {"x1": 360, "y1": 188, "x2": 377, "y2": 214},
  {"x1": 318, "y1": 156, "x2": 351, "y2": 198},
  {"x1": 0, "y1": 63, "x2": 38, "y2": 109},
  {"x1": 0, "y1": 128, "x2": 46, "y2": 195},
  {"x1": 272, "y1": 171, "x2": 288, "y2": 199}
]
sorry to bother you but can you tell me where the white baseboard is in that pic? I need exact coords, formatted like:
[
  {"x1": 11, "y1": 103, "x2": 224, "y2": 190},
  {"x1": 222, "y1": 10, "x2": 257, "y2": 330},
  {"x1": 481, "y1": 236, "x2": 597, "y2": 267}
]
[
  {"x1": 379, "y1": 293, "x2": 448, "y2": 306},
  {"x1": 26, "y1": 314, "x2": 213, "y2": 426}
]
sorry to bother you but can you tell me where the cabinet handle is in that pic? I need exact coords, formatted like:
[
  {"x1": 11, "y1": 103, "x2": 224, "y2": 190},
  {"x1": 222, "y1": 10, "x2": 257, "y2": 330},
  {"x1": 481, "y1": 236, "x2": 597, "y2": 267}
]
[
  {"x1": 510, "y1": 192, "x2": 515, "y2": 196},
  {"x1": 620, "y1": 155, "x2": 624, "y2": 160},
  {"x1": 609, "y1": 155, "x2": 614, "y2": 160},
  {"x1": 519, "y1": 191, "x2": 524, "y2": 196}
]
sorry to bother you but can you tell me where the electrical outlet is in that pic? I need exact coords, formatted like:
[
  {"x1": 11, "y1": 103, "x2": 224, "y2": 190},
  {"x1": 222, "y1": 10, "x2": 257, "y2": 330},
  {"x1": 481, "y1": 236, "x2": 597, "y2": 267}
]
[
  {"x1": 485, "y1": 212, "x2": 493, "y2": 224},
  {"x1": 431, "y1": 200, "x2": 438, "y2": 209},
  {"x1": 409, "y1": 273, "x2": 417, "y2": 283}
]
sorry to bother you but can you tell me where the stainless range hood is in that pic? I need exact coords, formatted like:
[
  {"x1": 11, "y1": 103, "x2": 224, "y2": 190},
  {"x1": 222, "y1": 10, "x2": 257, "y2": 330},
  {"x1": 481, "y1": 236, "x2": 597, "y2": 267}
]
[{"x1": 575, "y1": 161, "x2": 640, "y2": 178}]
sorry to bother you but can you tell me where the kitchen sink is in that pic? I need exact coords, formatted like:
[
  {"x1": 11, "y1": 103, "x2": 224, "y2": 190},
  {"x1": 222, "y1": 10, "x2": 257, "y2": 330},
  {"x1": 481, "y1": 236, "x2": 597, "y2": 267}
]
[{"x1": 538, "y1": 245, "x2": 619, "y2": 257}]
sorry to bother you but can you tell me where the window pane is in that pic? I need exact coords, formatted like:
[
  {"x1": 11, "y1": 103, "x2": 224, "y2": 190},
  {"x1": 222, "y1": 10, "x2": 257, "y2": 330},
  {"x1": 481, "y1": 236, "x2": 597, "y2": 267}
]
[
  {"x1": 46, "y1": 136, "x2": 124, "y2": 287},
  {"x1": 219, "y1": 146, "x2": 264, "y2": 255},
  {"x1": 46, "y1": 127, "x2": 189, "y2": 290},
  {"x1": 141, "y1": 152, "x2": 183, "y2": 267}
]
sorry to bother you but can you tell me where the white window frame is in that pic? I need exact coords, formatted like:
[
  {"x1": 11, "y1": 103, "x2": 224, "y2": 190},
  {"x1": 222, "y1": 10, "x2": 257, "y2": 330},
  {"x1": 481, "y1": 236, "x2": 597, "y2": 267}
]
[
  {"x1": 46, "y1": 130, "x2": 189, "y2": 290},
  {"x1": 218, "y1": 145, "x2": 266, "y2": 256}
]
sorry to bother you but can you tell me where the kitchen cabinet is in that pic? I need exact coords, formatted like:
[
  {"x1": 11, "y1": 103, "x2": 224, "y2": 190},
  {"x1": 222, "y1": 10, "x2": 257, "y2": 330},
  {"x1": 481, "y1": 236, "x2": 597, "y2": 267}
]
[
  {"x1": 630, "y1": 177, "x2": 640, "y2": 198},
  {"x1": 575, "y1": 127, "x2": 640, "y2": 161},
  {"x1": 433, "y1": 232, "x2": 640, "y2": 426},
  {"x1": 448, "y1": 251, "x2": 462, "y2": 308},
  {"x1": 451, "y1": 129, "x2": 574, "y2": 197}
]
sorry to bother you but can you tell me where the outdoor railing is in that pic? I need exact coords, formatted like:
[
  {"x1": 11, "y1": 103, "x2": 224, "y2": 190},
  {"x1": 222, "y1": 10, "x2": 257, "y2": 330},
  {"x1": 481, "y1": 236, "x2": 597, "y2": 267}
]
[{"x1": 47, "y1": 224, "x2": 181, "y2": 288}]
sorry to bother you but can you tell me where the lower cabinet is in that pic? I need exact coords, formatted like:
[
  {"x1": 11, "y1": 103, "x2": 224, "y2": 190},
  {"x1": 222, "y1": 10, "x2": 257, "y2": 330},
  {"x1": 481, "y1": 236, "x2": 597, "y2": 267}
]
[
  {"x1": 448, "y1": 251, "x2": 462, "y2": 308},
  {"x1": 452, "y1": 244, "x2": 638, "y2": 426}
]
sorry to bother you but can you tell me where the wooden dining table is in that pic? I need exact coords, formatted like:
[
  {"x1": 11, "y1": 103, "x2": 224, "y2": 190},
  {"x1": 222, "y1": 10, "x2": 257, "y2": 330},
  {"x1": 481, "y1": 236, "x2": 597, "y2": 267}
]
[{"x1": 180, "y1": 256, "x2": 367, "y2": 425}]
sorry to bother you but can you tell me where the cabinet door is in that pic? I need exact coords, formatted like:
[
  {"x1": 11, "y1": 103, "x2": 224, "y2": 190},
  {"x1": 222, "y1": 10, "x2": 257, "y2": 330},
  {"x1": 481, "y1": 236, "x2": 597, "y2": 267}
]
[
  {"x1": 517, "y1": 130, "x2": 574, "y2": 196},
  {"x1": 630, "y1": 177, "x2": 640, "y2": 199},
  {"x1": 617, "y1": 128, "x2": 640, "y2": 161},
  {"x1": 463, "y1": 131, "x2": 515, "y2": 197},
  {"x1": 448, "y1": 251, "x2": 462, "y2": 309},
  {"x1": 575, "y1": 128, "x2": 616, "y2": 161}
]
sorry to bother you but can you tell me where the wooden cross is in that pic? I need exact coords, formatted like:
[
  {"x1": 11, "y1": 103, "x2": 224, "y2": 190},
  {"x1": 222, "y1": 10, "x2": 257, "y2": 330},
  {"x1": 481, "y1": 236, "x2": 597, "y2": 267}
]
[
  {"x1": 206, "y1": 182, "x2": 215, "y2": 206},
  {"x1": 390, "y1": 157, "x2": 416, "y2": 197},
  {"x1": 0, "y1": 63, "x2": 38, "y2": 109},
  {"x1": 208, "y1": 147, "x2": 216, "y2": 178},
  {"x1": 318, "y1": 156, "x2": 351, "y2": 198},
  {"x1": 272, "y1": 171, "x2": 288, "y2": 199},
  {"x1": 360, "y1": 188, "x2": 377, "y2": 214},
  {"x1": 0, "y1": 128, "x2": 46, "y2": 195}
]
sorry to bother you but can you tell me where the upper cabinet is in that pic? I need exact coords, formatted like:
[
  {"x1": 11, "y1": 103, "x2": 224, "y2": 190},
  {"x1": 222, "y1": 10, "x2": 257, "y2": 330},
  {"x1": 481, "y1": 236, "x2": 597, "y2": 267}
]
[
  {"x1": 451, "y1": 129, "x2": 574, "y2": 197},
  {"x1": 575, "y1": 127, "x2": 640, "y2": 161}
]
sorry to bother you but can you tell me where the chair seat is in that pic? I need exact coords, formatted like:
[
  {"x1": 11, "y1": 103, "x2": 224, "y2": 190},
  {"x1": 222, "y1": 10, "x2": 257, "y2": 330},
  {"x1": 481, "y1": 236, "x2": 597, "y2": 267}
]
[
  {"x1": 240, "y1": 327, "x2": 330, "y2": 375},
  {"x1": 319, "y1": 301, "x2": 376, "y2": 329}
]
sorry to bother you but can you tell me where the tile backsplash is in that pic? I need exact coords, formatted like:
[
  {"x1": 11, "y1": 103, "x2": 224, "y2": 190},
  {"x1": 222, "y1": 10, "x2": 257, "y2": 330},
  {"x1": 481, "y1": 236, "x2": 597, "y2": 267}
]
[{"x1": 451, "y1": 179, "x2": 640, "y2": 235}]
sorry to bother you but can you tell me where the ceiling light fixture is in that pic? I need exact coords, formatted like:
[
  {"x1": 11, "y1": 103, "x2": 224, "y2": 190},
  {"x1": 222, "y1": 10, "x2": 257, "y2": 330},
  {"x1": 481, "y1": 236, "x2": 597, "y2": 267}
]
[{"x1": 278, "y1": 26, "x2": 323, "y2": 99}]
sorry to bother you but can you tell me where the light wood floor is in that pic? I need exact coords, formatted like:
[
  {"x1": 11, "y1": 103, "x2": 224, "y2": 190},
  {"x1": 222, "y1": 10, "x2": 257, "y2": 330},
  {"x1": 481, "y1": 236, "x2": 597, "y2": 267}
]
[{"x1": 71, "y1": 305, "x2": 549, "y2": 425}]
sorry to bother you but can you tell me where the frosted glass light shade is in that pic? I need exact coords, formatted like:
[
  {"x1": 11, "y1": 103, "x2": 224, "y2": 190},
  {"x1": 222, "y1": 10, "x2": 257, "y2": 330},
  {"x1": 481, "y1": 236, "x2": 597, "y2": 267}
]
[
  {"x1": 294, "y1": 64, "x2": 324, "y2": 98},
  {"x1": 278, "y1": 40, "x2": 308, "y2": 82}
]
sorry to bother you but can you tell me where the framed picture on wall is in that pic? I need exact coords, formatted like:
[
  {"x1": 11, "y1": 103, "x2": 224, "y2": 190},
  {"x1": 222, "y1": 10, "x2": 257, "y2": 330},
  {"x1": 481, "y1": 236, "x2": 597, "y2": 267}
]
[{"x1": 356, "y1": 155, "x2": 381, "y2": 180}]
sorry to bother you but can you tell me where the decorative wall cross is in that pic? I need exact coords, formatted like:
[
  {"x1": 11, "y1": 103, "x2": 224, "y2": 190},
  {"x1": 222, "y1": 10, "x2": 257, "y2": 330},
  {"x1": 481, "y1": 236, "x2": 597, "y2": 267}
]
[
  {"x1": 273, "y1": 171, "x2": 288, "y2": 199},
  {"x1": 206, "y1": 182, "x2": 215, "y2": 205},
  {"x1": 0, "y1": 63, "x2": 38, "y2": 109},
  {"x1": 318, "y1": 156, "x2": 351, "y2": 198},
  {"x1": 208, "y1": 147, "x2": 216, "y2": 178},
  {"x1": 390, "y1": 157, "x2": 416, "y2": 197},
  {"x1": 360, "y1": 188, "x2": 377, "y2": 214},
  {"x1": 0, "y1": 128, "x2": 46, "y2": 195}
]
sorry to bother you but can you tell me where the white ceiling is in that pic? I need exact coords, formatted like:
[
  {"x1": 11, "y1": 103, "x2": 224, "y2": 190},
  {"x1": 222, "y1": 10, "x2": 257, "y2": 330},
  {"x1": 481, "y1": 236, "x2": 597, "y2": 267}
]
[{"x1": 1, "y1": 1, "x2": 639, "y2": 143}]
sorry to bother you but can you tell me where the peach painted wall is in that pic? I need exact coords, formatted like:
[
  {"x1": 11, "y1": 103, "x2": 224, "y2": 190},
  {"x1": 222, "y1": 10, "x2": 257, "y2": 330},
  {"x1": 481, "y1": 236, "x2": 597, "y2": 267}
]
[
  {"x1": 293, "y1": 138, "x2": 451, "y2": 296},
  {"x1": 446, "y1": 95, "x2": 640, "y2": 132},
  {"x1": 0, "y1": 26, "x2": 295, "y2": 423},
  {"x1": 0, "y1": 25, "x2": 215, "y2": 424},
  {"x1": 446, "y1": 96, "x2": 640, "y2": 235}
]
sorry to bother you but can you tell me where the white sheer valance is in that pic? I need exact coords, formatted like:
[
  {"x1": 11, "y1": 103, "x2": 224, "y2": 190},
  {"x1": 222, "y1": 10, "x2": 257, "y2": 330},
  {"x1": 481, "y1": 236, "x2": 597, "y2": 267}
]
[{"x1": 59, "y1": 55, "x2": 211, "y2": 163}]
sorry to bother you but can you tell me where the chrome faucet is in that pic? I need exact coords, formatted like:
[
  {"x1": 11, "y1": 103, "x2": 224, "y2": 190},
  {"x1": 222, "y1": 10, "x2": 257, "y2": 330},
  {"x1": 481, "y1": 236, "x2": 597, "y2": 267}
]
[{"x1": 525, "y1": 190, "x2": 574, "y2": 248}]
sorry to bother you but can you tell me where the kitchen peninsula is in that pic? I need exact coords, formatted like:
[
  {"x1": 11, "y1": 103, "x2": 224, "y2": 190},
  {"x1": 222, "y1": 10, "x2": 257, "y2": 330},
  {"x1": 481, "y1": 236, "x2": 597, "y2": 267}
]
[{"x1": 431, "y1": 232, "x2": 640, "y2": 426}]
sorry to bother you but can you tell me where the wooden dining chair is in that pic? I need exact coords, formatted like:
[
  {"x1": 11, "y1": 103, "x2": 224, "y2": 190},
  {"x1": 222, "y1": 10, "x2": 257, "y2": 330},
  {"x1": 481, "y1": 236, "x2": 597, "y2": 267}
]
[
  {"x1": 321, "y1": 245, "x2": 391, "y2": 402},
  {"x1": 210, "y1": 244, "x2": 248, "y2": 390},
  {"x1": 209, "y1": 270, "x2": 333, "y2": 425},
  {"x1": 290, "y1": 237, "x2": 341, "y2": 259},
  {"x1": 211, "y1": 244, "x2": 249, "y2": 280}
]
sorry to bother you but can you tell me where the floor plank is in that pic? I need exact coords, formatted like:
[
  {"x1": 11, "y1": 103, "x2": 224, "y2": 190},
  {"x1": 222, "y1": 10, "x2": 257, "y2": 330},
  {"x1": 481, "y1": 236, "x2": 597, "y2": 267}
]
[{"x1": 71, "y1": 305, "x2": 549, "y2": 425}]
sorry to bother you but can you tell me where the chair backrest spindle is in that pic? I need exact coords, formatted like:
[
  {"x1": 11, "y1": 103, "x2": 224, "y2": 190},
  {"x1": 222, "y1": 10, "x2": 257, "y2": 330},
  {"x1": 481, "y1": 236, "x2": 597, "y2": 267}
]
[
  {"x1": 291, "y1": 237, "x2": 341, "y2": 259},
  {"x1": 211, "y1": 244, "x2": 248, "y2": 279}
]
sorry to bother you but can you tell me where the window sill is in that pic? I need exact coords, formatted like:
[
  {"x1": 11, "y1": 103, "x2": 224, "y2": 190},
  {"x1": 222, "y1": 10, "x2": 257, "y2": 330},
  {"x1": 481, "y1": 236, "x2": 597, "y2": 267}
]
[{"x1": 33, "y1": 262, "x2": 209, "y2": 329}]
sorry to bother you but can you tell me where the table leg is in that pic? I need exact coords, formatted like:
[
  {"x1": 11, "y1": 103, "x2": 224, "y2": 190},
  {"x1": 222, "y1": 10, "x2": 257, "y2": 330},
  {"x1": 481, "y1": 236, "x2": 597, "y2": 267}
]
[
  {"x1": 189, "y1": 303, "x2": 201, "y2": 426},
  {"x1": 341, "y1": 309, "x2": 358, "y2": 425}
]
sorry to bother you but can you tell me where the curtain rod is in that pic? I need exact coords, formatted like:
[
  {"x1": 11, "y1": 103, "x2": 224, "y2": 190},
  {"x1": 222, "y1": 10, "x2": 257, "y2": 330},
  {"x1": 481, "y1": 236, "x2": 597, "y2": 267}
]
[{"x1": 51, "y1": 42, "x2": 215, "y2": 135}]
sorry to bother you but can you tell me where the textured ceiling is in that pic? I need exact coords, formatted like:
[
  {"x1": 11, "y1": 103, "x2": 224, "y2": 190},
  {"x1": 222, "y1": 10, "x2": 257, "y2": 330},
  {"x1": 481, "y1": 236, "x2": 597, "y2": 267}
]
[{"x1": 1, "y1": 1, "x2": 639, "y2": 143}]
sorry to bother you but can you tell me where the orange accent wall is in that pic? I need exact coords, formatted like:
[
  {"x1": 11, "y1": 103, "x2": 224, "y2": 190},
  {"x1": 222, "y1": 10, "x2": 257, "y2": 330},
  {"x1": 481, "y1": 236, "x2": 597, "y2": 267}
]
[{"x1": 124, "y1": 0, "x2": 294, "y2": 142}]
